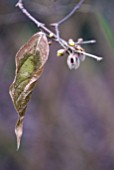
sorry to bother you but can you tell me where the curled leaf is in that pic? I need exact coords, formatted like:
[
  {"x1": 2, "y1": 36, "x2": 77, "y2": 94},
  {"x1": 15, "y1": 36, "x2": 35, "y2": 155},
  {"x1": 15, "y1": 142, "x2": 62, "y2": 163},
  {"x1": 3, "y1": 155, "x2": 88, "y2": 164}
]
[{"x1": 9, "y1": 32, "x2": 49, "y2": 150}]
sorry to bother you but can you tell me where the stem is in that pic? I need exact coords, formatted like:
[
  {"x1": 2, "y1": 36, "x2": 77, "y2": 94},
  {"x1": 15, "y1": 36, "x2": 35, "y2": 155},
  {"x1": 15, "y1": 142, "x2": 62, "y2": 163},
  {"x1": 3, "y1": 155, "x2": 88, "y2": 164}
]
[
  {"x1": 16, "y1": 0, "x2": 74, "y2": 50},
  {"x1": 51, "y1": 0, "x2": 84, "y2": 41},
  {"x1": 80, "y1": 51, "x2": 103, "y2": 61},
  {"x1": 58, "y1": 0, "x2": 85, "y2": 25},
  {"x1": 77, "y1": 40, "x2": 96, "y2": 45}
]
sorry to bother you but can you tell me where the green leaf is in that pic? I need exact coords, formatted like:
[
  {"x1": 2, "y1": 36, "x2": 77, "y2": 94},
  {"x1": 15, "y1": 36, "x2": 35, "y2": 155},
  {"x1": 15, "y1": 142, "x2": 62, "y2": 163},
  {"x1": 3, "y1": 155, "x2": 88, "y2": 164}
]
[{"x1": 9, "y1": 32, "x2": 49, "y2": 150}]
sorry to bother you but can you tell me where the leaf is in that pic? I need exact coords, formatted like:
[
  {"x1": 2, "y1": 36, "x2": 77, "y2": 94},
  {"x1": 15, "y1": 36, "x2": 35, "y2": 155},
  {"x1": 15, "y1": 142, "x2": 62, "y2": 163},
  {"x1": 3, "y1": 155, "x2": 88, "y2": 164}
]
[{"x1": 9, "y1": 32, "x2": 49, "y2": 150}]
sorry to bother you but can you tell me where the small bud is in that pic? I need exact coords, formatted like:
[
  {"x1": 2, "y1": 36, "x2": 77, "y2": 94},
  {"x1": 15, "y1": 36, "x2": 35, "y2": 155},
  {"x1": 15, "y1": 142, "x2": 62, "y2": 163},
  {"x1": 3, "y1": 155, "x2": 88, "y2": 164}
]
[
  {"x1": 68, "y1": 39, "x2": 75, "y2": 47},
  {"x1": 76, "y1": 45, "x2": 86, "y2": 61},
  {"x1": 76, "y1": 45, "x2": 84, "y2": 51},
  {"x1": 67, "y1": 53, "x2": 80, "y2": 70},
  {"x1": 77, "y1": 38, "x2": 83, "y2": 44},
  {"x1": 57, "y1": 49, "x2": 66, "y2": 57},
  {"x1": 48, "y1": 40, "x2": 52, "y2": 45},
  {"x1": 49, "y1": 33, "x2": 55, "y2": 38}
]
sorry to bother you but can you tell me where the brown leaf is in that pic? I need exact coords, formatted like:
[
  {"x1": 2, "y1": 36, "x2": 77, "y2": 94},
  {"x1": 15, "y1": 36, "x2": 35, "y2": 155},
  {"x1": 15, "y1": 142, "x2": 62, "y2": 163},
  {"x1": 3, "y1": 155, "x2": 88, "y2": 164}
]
[{"x1": 9, "y1": 32, "x2": 49, "y2": 150}]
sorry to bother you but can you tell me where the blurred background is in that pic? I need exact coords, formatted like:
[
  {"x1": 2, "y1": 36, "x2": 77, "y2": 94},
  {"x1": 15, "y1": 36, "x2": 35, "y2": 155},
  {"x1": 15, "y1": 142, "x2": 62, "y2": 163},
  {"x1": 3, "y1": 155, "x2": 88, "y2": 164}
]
[{"x1": 0, "y1": 0, "x2": 114, "y2": 170}]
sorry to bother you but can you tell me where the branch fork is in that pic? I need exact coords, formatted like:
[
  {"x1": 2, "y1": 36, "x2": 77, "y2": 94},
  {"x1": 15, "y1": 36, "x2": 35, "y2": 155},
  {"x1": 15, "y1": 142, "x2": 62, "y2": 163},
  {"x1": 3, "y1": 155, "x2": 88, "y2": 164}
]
[{"x1": 16, "y1": 0, "x2": 103, "y2": 70}]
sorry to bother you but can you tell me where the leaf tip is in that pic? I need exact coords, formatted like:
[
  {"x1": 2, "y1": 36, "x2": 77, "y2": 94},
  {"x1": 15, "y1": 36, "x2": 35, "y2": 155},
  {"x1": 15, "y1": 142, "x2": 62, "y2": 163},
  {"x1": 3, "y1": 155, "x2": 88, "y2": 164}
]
[
  {"x1": 15, "y1": 128, "x2": 22, "y2": 151},
  {"x1": 15, "y1": 117, "x2": 24, "y2": 150},
  {"x1": 16, "y1": 137, "x2": 21, "y2": 151}
]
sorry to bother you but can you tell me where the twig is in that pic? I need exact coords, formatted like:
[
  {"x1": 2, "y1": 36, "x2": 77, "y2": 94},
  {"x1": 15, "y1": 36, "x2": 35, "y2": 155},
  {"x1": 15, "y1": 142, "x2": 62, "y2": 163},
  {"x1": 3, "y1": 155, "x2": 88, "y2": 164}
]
[
  {"x1": 16, "y1": 0, "x2": 44, "y2": 27},
  {"x1": 16, "y1": 0, "x2": 68, "y2": 49},
  {"x1": 77, "y1": 40, "x2": 96, "y2": 45},
  {"x1": 78, "y1": 51, "x2": 102, "y2": 61},
  {"x1": 57, "y1": 0, "x2": 85, "y2": 25},
  {"x1": 16, "y1": 0, "x2": 102, "y2": 61},
  {"x1": 51, "y1": 0, "x2": 85, "y2": 40}
]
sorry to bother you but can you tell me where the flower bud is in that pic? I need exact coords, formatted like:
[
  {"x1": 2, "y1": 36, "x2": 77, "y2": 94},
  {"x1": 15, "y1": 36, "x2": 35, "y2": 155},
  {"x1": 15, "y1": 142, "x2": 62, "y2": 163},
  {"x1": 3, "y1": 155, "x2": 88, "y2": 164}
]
[
  {"x1": 76, "y1": 45, "x2": 85, "y2": 61},
  {"x1": 68, "y1": 39, "x2": 75, "y2": 47},
  {"x1": 57, "y1": 49, "x2": 66, "y2": 57},
  {"x1": 49, "y1": 33, "x2": 54, "y2": 38}
]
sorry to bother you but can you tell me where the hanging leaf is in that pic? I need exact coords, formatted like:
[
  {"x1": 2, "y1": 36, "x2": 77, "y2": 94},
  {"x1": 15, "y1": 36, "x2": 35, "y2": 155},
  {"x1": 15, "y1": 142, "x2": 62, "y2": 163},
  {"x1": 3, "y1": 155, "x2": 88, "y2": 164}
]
[{"x1": 9, "y1": 32, "x2": 49, "y2": 150}]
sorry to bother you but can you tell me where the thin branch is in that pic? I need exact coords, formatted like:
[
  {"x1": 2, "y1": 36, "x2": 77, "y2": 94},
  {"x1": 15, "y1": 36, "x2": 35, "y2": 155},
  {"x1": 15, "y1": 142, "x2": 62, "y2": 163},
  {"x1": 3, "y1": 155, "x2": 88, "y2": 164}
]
[
  {"x1": 16, "y1": 0, "x2": 68, "y2": 48},
  {"x1": 77, "y1": 40, "x2": 96, "y2": 45},
  {"x1": 58, "y1": 0, "x2": 85, "y2": 25},
  {"x1": 16, "y1": 1, "x2": 44, "y2": 27},
  {"x1": 16, "y1": 0, "x2": 102, "y2": 61},
  {"x1": 51, "y1": 0, "x2": 84, "y2": 41},
  {"x1": 79, "y1": 51, "x2": 102, "y2": 61}
]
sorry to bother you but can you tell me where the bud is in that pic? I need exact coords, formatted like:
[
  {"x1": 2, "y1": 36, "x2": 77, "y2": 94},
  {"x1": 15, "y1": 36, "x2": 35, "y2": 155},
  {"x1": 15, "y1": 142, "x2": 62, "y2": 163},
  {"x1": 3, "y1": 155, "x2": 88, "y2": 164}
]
[
  {"x1": 77, "y1": 38, "x2": 83, "y2": 44},
  {"x1": 49, "y1": 33, "x2": 55, "y2": 38},
  {"x1": 57, "y1": 49, "x2": 66, "y2": 57},
  {"x1": 48, "y1": 40, "x2": 52, "y2": 45},
  {"x1": 76, "y1": 45, "x2": 83, "y2": 51},
  {"x1": 68, "y1": 39, "x2": 75, "y2": 47},
  {"x1": 76, "y1": 45, "x2": 85, "y2": 61}
]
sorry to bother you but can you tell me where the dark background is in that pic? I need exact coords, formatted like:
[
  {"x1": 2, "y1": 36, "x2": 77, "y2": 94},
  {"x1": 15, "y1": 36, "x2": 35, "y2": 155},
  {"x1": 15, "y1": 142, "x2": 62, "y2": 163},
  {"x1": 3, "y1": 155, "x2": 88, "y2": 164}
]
[{"x1": 0, "y1": 0, "x2": 114, "y2": 170}]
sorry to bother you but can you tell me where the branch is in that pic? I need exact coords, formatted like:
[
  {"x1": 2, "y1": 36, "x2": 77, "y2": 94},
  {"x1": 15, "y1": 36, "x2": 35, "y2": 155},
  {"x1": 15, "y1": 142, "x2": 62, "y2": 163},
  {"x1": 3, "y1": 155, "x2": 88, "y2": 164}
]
[
  {"x1": 51, "y1": 0, "x2": 85, "y2": 41},
  {"x1": 16, "y1": 0, "x2": 102, "y2": 62},
  {"x1": 58, "y1": 0, "x2": 85, "y2": 25}
]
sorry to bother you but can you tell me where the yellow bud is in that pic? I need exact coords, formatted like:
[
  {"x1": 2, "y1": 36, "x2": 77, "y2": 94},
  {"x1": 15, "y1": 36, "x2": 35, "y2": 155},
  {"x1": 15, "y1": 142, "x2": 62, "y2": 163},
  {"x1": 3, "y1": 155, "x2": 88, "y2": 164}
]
[
  {"x1": 49, "y1": 33, "x2": 54, "y2": 38},
  {"x1": 68, "y1": 39, "x2": 75, "y2": 46},
  {"x1": 57, "y1": 49, "x2": 65, "y2": 57}
]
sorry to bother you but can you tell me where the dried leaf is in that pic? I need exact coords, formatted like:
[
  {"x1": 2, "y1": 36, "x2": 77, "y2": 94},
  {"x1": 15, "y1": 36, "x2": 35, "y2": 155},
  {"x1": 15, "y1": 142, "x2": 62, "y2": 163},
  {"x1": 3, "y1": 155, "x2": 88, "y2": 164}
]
[{"x1": 9, "y1": 32, "x2": 49, "y2": 150}]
